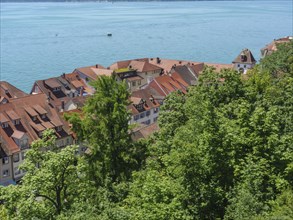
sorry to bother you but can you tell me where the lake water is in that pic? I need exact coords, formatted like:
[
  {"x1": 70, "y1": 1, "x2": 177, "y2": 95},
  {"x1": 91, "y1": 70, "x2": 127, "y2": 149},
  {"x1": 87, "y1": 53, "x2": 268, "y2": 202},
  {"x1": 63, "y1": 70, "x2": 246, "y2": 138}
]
[{"x1": 1, "y1": 1, "x2": 292, "y2": 92}]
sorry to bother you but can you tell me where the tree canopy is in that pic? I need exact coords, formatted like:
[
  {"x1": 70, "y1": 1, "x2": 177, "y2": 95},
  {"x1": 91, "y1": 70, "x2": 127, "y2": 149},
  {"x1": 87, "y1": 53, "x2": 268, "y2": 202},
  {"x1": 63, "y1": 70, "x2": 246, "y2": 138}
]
[{"x1": 1, "y1": 41, "x2": 292, "y2": 219}]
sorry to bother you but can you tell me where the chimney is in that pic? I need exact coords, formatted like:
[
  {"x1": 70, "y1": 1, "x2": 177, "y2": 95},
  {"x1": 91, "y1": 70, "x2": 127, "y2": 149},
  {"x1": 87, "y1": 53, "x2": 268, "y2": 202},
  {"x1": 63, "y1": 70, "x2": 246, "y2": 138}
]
[
  {"x1": 61, "y1": 100, "x2": 65, "y2": 112},
  {"x1": 95, "y1": 64, "x2": 98, "y2": 68},
  {"x1": 62, "y1": 73, "x2": 65, "y2": 78},
  {"x1": 156, "y1": 57, "x2": 161, "y2": 64}
]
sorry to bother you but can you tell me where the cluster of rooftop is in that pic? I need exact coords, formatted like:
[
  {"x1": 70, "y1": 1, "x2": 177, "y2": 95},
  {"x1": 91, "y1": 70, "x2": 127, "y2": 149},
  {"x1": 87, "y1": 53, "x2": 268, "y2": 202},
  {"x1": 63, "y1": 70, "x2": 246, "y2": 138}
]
[{"x1": 1, "y1": 36, "x2": 290, "y2": 186}]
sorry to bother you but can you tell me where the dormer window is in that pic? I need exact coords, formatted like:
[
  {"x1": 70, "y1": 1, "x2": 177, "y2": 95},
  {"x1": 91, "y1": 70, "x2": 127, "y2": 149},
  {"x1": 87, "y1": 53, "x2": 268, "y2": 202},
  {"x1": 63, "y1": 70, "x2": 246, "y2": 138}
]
[
  {"x1": 56, "y1": 126, "x2": 62, "y2": 132},
  {"x1": 1, "y1": 122, "x2": 9, "y2": 128},
  {"x1": 13, "y1": 119, "x2": 21, "y2": 125},
  {"x1": 41, "y1": 114, "x2": 46, "y2": 119},
  {"x1": 53, "y1": 87, "x2": 61, "y2": 92},
  {"x1": 32, "y1": 116, "x2": 37, "y2": 121}
]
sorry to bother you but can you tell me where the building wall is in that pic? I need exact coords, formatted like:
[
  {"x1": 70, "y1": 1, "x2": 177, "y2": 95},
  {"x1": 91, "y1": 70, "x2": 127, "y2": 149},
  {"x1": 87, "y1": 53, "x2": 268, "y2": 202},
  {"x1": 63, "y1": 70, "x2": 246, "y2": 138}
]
[
  {"x1": 130, "y1": 107, "x2": 160, "y2": 125},
  {"x1": 137, "y1": 69, "x2": 161, "y2": 86},
  {"x1": 12, "y1": 150, "x2": 26, "y2": 182},
  {"x1": 0, "y1": 154, "x2": 14, "y2": 185},
  {"x1": 233, "y1": 63, "x2": 254, "y2": 74}
]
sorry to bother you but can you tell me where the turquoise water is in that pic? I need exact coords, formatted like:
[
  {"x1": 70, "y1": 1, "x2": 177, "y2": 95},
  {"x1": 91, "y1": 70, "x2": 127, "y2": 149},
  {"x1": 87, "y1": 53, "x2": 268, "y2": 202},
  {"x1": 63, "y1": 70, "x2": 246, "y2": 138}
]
[{"x1": 1, "y1": 1, "x2": 292, "y2": 92}]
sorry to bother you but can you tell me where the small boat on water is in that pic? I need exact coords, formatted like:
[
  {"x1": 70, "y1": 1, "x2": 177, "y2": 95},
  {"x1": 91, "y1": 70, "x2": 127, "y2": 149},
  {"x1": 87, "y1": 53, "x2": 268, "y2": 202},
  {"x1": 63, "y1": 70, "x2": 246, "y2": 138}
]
[{"x1": 107, "y1": 33, "x2": 112, "y2": 37}]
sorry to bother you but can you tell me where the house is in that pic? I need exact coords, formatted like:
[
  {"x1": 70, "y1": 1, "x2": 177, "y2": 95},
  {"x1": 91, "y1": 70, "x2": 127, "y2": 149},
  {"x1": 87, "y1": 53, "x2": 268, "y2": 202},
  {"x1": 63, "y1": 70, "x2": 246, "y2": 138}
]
[
  {"x1": 31, "y1": 73, "x2": 89, "y2": 112},
  {"x1": 109, "y1": 58, "x2": 163, "y2": 91},
  {"x1": 72, "y1": 64, "x2": 113, "y2": 93},
  {"x1": 261, "y1": 36, "x2": 292, "y2": 58},
  {"x1": 145, "y1": 74, "x2": 187, "y2": 99},
  {"x1": 128, "y1": 89, "x2": 161, "y2": 125},
  {"x1": 232, "y1": 49, "x2": 256, "y2": 74},
  {"x1": 0, "y1": 81, "x2": 28, "y2": 104},
  {"x1": 0, "y1": 92, "x2": 74, "y2": 184},
  {"x1": 131, "y1": 123, "x2": 159, "y2": 141},
  {"x1": 169, "y1": 64, "x2": 203, "y2": 86}
]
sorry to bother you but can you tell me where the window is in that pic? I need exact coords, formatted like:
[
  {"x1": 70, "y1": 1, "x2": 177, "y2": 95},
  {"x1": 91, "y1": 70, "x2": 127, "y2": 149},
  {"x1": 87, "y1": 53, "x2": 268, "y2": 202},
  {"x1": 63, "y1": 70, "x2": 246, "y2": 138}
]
[
  {"x1": 143, "y1": 119, "x2": 151, "y2": 125},
  {"x1": 56, "y1": 126, "x2": 62, "y2": 132},
  {"x1": 153, "y1": 117, "x2": 158, "y2": 122},
  {"x1": 21, "y1": 152, "x2": 25, "y2": 160},
  {"x1": 1, "y1": 122, "x2": 9, "y2": 128},
  {"x1": 13, "y1": 153, "x2": 19, "y2": 163},
  {"x1": 20, "y1": 139, "x2": 28, "y2": 149},
  {"x1": 32, "y1": 116, "x2": 37, "y2": 121},
  {"x1": 140, "y1": 112, "x2": 145, "y2": 119},
  {"x1": 13, "y1": 119, "x2": 20, "y2": 125},
  {"x1": 132, "y1": 81, "x2": 136, "y2": 87},
  {"x1": 3, "y1": 169, "x2": 9, "y2": 177},
  {"x1": 53, "y1": 87, "x2": 60, "y2": 92},
  {"x1": 244, "y1": 65, "x2": 247, "y2": 68},
  {"x1": 41, "y1": 114, "x2": 46, "y2": 119},
  {"x1": 14, "y1": 167, "x2": 21, "y2": 176},
  {"x1": 66, "y1": 138, "x2": 70, "y2": 145},
  {"x1": 145, "y1": 72, "x2": 148, "y2": 76},
  {"x1": 2, "y1": 157, "x2": 9, "y2": 164},
  {"x1": 134, "y1": 115, "x2": 139, "y2": 121},
  {"x1": 237, "y1": 64, "x2": 240, "y2": 67},
  {"x1": 154, "y1": 108, "x2": 159, "y2": 113},
  {"x1": 146, "y1": 111, "x2": 150, "y2": 116},
  {"x1": 138, "y1": 80, "x2": 141, "y2": 86}
]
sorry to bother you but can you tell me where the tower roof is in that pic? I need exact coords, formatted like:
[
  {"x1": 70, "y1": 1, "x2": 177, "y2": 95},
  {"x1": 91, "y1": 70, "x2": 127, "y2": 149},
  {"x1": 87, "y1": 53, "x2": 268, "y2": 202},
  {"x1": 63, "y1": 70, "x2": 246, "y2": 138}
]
[{"x1": 232, "y1": 49, "x2": 256, "y2": 64}]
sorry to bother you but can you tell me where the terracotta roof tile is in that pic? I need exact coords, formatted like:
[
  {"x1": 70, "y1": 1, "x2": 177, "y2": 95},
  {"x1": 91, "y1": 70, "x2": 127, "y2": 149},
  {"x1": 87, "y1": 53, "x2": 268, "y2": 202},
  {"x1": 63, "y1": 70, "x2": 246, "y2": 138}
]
[
  {"x1": 11, "y1": 130, "x2": 25, "y2": 139},
  {"x1": 6, "y1": 110, "x2": 20, "y2": 121},
  {"x1": 45, "y1": 78, "x2": 61, "y2": 89},
  {"x1": 0, "y1": 92, "x2": 72, "y2": 156},
  {"x1": 0, "y1": 113, "x2": 9, "y2": 123},
  {"x1": 24, "y1": 106, "x2": 38, "y2": 117},
  {"x1": 33, "y1": 105, "x2": 47, "y2": 115},
  {"x1": 0, "y1": 81, "x2": 27, "y2": 101}
]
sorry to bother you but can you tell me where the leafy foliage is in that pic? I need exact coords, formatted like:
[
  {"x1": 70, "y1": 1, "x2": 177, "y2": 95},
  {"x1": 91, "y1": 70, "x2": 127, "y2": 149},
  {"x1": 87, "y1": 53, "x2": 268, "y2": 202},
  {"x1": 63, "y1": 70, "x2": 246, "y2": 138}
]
[{"x1": 1, "y1": 41, "x2": 292, "y2": 219}]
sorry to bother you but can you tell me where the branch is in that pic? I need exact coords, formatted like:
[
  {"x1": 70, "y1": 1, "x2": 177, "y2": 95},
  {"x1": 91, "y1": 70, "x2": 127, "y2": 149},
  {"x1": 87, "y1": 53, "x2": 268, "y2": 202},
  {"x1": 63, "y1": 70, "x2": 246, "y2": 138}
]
[{"x1": 36, "y1": 193, "x2": 58, "y2": 210}]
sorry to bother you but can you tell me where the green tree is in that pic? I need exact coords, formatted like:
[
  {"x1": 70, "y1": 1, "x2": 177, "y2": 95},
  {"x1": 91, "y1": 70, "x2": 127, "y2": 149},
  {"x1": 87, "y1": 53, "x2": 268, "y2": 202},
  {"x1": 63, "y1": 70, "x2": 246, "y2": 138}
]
[
  {"x1": 0, "y1": 129, "x2": 81, "y2": 219},
  {"x1": 65, "y1": 75, "x2": 138, "y2": 186}
]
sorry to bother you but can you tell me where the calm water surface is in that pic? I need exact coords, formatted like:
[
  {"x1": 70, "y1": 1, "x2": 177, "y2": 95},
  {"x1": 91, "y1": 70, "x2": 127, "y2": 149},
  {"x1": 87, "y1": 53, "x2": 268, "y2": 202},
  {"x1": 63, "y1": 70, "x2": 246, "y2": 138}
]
[{"x1": 0, "y1": 1, "x2": 292, "y2": 92}]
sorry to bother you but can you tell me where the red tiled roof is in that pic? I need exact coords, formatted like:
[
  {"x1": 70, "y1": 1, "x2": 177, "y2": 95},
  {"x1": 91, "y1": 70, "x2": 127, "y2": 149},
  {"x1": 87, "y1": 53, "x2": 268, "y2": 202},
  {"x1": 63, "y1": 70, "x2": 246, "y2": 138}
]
[
  {"x1": 129, "y1": 89, "x2": 160, "y2": 115},
  {"x1": 205, "y1": 63, "x2": 234, "y2": 72},
  {"x1": 24, "y1": 106, "x2": 38, "y2": 117},
  {"x1": 0, "y1": 81, "x2": 27, "y2": 101},
  {"x1": 232, "y1": 49, "x2": 256, "y2": 64},
  {"x1": 45, "y1": 78, "x2": 61, "y2": 88},
  {"x1": 0, "y1": 93, "x2": 72, "y2": 156},
  {"x1": 131, "y1": 123, "x2": 159, "y2": 141},
  {"x1": 148, "y1": 58, "x2": 203, "y2": 73},
  {"x1": 6, "y1": 110, "x2": 20, "y2": 121},
  {"x1": 0, "y1": 113, "x2": 9, "y2": 123},
  {"x1": 70, "y1": 80, "x2": 84, "y2": 89},
  {"x1": 11, "y1": 130, "x2": 25, "y2": 139},
  {"x1": 33, "y1": 105, "x2": 47, "y2": 115}
]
